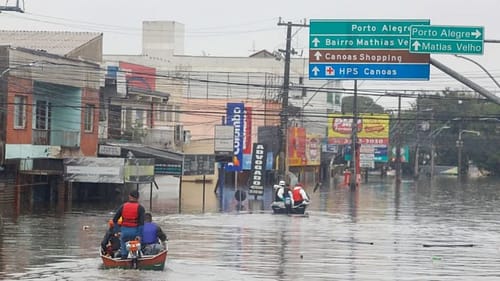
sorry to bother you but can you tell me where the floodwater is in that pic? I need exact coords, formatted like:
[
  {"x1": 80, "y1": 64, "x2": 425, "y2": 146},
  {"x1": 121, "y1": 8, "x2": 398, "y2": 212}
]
[{"x1": 1, "y1": 176, "x2": 500, "y2": 280}]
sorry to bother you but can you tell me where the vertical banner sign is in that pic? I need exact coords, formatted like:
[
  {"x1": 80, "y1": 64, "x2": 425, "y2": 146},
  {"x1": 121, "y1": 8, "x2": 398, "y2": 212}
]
[
  {"x1": 249, "y1": 143, "x2": 267, "y2": 196},
  {"x1": 225, "y1": 102, "x2": 245, "y2": 172},
  {"x1": 243, "y1": 107, "x2": 252, "y2": 155}
]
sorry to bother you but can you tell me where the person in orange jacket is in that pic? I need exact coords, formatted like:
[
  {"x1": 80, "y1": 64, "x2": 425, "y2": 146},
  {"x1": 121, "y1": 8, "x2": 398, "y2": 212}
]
[{"x1": 292, "y1": 183, "x2": 310, "y2": 207}]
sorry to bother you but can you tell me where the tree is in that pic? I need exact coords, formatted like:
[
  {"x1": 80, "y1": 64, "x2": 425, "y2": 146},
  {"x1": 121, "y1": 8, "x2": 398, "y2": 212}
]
[
  {"x1": 341, "y1": 96, "x2": 385, "y2": 114},
  {"x1": 401, "y1": 90, "x2": 500, "y2": 176}
]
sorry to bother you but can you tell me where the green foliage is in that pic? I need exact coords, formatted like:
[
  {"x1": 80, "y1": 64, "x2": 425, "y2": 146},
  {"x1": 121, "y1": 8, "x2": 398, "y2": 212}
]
[
  {"x1": 397, "y1": 89, "x2": 500, "y2": 176},
  {"x1": 341, "y1": 96, "x2": 385, "y2": 114}
]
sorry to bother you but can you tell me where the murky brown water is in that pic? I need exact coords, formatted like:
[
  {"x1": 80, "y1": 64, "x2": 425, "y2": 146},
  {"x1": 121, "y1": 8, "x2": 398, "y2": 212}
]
[{"x1": 1, "y1": 176, "x2": 500, "y2": 280}]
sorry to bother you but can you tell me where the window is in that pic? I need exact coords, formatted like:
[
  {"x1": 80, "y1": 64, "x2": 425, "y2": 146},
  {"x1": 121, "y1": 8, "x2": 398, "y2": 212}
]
[
  {"x1": 84, "y1": 104, "x2": 94, "y2": 132},
  {"x1": 155, "y1": 104, "x2": 167, "y2": 122},
  {"x1": 166, "y1": 105, "x2": 174, "y2": 122},
  {"x1": 14, "y1": 95, "x2": 26, "y2": 129},
  {"x1": 174, "y1": 105, "x2": 180, "y2": 122},
  {"x1": 34, "y1": 100, "x2": 51, "y2": 130}
]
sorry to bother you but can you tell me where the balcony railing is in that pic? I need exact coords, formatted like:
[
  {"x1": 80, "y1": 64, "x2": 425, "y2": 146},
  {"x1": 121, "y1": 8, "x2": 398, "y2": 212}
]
[
  {"x1": 32, "y1": 129, "x2": 80, "y2": 147},
  {"x1": 52, "y1": 130, "x2": 80, "y2": 147},
  {"x1": 32, "y1": 129, "x2": 49, "y2": 145}
]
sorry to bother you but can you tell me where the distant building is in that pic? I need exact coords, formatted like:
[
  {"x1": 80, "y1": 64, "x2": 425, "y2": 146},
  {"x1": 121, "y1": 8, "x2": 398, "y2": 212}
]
[{"x1": 104, "y1": 20, "x2": 345, "y2": 185}]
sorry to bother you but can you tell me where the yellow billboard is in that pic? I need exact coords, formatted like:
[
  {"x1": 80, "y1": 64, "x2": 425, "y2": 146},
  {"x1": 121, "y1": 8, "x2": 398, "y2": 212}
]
[{"x1": 328, "y1": 113, "x2": 389, "y2": 144}]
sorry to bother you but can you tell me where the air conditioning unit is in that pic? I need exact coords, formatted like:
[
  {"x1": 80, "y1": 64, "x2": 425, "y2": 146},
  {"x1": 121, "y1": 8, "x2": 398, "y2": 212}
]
[{"x1": 174, "y1": 124, "x2": 183, "y2": 143}]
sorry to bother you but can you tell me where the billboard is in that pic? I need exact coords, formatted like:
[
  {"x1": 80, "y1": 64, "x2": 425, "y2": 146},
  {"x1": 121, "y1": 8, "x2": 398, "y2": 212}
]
[
  {"x1": 328, "y1": 113, "x2": 390, "y2": 145},
  {"x1": 119, "y1": 61, "x2": 156, "y2": 91}
]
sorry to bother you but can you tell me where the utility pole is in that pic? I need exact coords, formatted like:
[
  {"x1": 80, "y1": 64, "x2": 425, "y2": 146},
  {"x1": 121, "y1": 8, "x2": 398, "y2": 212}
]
[
  {"x1": 350, "y1": 81, "x2": 359, "y2": 190},
  {"x1": 395, "y1": 94, "x2": 402, "y2": 184},
  {"x1": 277, "y1": 19, "x2": 308, "y2": 183},
  {"x1": 414, "y1": 95, "x2": 420, "y2": 179}
]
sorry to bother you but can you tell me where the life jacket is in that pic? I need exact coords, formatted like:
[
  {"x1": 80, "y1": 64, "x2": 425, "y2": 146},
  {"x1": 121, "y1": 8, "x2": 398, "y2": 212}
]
[
  {"x1": 142, "y1": 222, "x2": 158, "y2": 244},
  {"x1": 121, "y1": 202, "x2": 139, "y2": 227},
  {"x1": 292, "y1": 187, "x2": 304, "y2": 202}
]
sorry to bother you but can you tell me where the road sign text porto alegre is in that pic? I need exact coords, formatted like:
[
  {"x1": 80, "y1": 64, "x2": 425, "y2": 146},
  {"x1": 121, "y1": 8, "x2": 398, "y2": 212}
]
[{"x1": 409, "y1": 25, "x2": 484, "y2": 55}]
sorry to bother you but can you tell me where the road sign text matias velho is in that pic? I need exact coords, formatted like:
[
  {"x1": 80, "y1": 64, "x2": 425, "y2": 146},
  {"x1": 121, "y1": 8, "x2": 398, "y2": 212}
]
[{"x1": 409, "y1": 25, "x2": 484, "y2": 55}]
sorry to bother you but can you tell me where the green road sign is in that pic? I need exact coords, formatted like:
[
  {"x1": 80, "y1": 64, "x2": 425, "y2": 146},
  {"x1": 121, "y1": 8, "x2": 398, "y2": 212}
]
[
  {"x1": 310, "y1": 19, "x2": 430, "y2": 50},
  {"x1": 409, "y1": 25, "x2": 484, "y2": 55}
]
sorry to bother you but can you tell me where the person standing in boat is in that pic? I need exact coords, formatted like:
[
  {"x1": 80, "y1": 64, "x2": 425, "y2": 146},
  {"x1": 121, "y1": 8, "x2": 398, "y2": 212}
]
[
  {"x1": 292, "y1": 183, "x2": 310, "y2": 207},
  {"x1": 113, "y1": 190, "x2": 145, "y2": 259},
  {"x1": 142, "y1": 213, "x2": 167, "y2": 255}
]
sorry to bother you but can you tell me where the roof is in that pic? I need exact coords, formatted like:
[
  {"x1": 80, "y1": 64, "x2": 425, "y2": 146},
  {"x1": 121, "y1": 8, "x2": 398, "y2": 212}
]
[
  {"x1": 249, "y1": 49, "x2": 275, "y2": 58},
  {"x1": 0, "y1": 30, "x2": 101, "y2": 56}
]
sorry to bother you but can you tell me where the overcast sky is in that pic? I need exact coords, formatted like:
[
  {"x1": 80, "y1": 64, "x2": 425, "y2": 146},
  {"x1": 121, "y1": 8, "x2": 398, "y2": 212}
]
[{"x1": 1, "y1": 0, "x2": 499, "y2": 109}]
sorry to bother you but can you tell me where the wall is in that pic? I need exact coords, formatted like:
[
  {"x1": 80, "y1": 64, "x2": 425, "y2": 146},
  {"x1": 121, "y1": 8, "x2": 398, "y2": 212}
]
[
  {"x1": 80, "y1": 87, "x2": 99, "y2": 156},
  {"x1": 6, "y1": 76, "x2": 33, "y2": 144}
]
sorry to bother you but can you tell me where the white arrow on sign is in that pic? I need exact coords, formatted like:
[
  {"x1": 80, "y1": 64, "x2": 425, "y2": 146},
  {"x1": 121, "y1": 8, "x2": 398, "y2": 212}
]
[
  {"x1": 412, "y1": 40, "x2": 421, "y2": 51},
  {"x1": 472, "y1": 29, "x2": 482, "y2": 39},
  {"x1": 312, "y1": 37, "x2": 320, "y2": 48},
  {"x1": 314, "y1": 51, "x2": 322, "y2": 61},
  {"x1": 311, "y1": 66, "x2": 320, "y2": 76}
]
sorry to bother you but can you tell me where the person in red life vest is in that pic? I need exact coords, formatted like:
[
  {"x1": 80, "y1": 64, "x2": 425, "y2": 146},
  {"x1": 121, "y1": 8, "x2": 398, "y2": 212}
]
[
  {"x1": 292, "y1": 183, "x2": 310, "y2": 207},
  {"x1": 141, "y1": 213, "x2": 167, "y2": 255},
  {"x1": 113, "y1": 190, "x2": 145, "y2": 259}
]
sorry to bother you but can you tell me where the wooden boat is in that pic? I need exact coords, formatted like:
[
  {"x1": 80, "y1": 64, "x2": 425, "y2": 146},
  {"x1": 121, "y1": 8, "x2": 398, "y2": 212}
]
[{"x1": 100, "y1": 240, "x2": 168, "y2": 270}]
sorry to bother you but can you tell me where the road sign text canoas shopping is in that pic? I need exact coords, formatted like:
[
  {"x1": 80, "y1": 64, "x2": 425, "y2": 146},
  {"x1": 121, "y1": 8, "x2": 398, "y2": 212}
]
[{"x1": 409, "y1": 25, "x2": 484, "y2": 55}]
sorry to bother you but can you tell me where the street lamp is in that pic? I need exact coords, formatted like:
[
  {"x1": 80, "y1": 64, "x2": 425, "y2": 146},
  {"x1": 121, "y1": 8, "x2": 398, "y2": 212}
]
[
  {"x1": 429, "y1": 125, "x2": 450, "y2": 178},
  {"x1": 457, "y1": 129, "x2": 480, "y2": 179},
  {"x1": 454, "y1": 55, "x2": 500, "y2": 89}
]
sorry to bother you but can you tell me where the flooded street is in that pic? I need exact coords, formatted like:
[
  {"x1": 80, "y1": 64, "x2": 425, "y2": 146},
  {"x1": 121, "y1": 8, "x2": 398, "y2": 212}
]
[{"x1": 1, "y1": 176, "x2": 500, "y2": 280}]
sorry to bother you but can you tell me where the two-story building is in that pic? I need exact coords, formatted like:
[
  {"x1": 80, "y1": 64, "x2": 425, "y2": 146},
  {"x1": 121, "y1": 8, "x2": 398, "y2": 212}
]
[{"x1": 0, "y1": 31, "x2": 103, "y2": 211}]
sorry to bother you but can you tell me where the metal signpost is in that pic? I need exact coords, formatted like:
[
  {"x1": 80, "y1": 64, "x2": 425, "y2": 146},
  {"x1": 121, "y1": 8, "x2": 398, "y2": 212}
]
[
  {"x1": 409, "y1": 25, "x2": 484, "y2": 55},
  {"x1": 309, "y1": 19, "x2": 430, "y2": 80}
]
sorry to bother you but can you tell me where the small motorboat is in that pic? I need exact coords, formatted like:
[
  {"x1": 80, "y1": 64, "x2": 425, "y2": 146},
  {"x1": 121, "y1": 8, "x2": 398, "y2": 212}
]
[
  {"x1": 100, "y1": 240, "x2": 168, "y2": 270},
  {"x1": 271, "y1": 201, "x2": 308, "y2": 215}
]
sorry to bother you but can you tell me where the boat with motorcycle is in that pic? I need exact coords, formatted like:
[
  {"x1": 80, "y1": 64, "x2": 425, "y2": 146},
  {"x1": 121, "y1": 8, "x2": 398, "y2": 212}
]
[{"x1": 100, "y1": 239, "x2": 168, "y2": 270}]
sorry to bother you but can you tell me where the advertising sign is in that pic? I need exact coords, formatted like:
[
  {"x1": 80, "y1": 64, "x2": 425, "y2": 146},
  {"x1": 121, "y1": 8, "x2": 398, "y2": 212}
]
[
  {"x1": 124, "y1": 158, "x2": 155, "y2": 183},
  {"x1": 288, "y1": 127, "x2": 307, "y2": 167},
  {"x1": 249, "y1": 143, "x2": 267, "y2": 196},
  {"x1": 225, "y1": 103, "x2": 245, "y2": 171},
  {"x1": 64, "y1": 157, "x2": 124, "y2": 183},
  {"x1": 184, "y1": 154, "x2": 215, "y2": 176},
  {"x1": 328, "y1": 113, "x2": 390, "y2": 145},
  {"x1": 214, "y1": 125, "x2": 234, "y2": 157},
  {"x1": 119, "y1": 61, "x2": 156, "y2": 91},
  {"x1": 306, "y1": 134, "x2": 321, "y2": 166}
]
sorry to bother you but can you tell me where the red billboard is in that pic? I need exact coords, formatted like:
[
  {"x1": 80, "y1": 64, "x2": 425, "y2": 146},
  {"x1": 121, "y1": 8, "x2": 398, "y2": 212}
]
[{"x1": 119, "y1": 61, "x2": 156, "y2": 91}]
